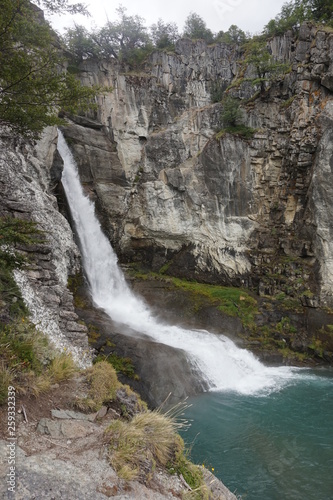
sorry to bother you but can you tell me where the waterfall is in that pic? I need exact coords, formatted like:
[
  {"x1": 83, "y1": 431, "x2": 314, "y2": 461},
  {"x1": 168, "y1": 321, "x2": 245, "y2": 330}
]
[{"x1": 58, "y1": 130, "x2": 301, "y2": 396}]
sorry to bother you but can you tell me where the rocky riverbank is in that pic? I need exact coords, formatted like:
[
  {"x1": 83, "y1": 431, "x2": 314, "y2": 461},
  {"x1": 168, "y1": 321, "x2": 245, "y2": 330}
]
[{"x1": 0, "y1": 371, "x2": 237, "y2": 500}]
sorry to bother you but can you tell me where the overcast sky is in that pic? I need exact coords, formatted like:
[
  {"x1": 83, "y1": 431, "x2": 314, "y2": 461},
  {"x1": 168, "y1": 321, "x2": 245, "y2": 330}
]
[{"x1": 49, "y1": 0, "x2": 287, "y2": 36}]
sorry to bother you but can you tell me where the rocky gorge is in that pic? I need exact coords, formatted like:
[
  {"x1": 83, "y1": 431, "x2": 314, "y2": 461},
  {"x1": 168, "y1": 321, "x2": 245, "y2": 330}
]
[
  {"x1": 0, "y1": 127, "x2": 236, "y2": 498},
  {"x1": 1, "y1": 14, "x2": 333, "y2": 500},
  {"x1": 59, "y1": 22, "x2": 333, "y2": 362}
]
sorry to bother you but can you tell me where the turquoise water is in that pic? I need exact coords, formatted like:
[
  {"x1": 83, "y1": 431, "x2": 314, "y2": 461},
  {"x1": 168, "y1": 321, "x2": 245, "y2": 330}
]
[
  {"x1": 59, "y1": 134, "x2": 333, "y2": 499},
  {"x1": 181, "y1": 369, "x2": 333, "y2": 500}
]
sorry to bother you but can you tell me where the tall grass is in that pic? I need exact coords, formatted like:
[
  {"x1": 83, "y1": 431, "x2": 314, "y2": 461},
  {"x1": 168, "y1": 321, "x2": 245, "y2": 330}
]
[
  {"x1": 107, "y1": 410, "x2": 184, "y2": 480},
  {"x1": 0, "y1": 319, "x2": 78, "y2": 402},
  {"x1": 106, "y1": 398, "x2": 209, "y2": 496}
]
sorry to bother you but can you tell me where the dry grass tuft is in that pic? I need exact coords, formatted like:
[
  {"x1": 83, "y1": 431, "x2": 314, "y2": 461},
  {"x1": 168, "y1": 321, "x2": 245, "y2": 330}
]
[
  {"x1": 48, "y1": 352, "x2": 78, "y2": 382},
  {"x1": 80, "y1": 361, "x2": 119, "y2": 411},
  {"x1": 74, "y1": 361, "x2": 120, "y2": 412},
  {"x1": 22, "y1": 371, "x2": 52, "y2": 397},
  {"x1": 106, "y1": 409, "x2": 184, "y2": 481},
  {"x1": 89, "y1": 361, "x2": 119, "y2": 405},
  {"x1": 182, "y1": 483, "x2": 211, "y2": 500}
]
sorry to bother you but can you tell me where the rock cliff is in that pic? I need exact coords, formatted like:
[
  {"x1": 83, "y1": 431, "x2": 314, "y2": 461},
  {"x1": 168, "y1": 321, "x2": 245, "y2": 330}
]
[
  {"x1": 60, "y1": 23, "x2": 333, "y2": 317},
  {"x1": 0, "y1": 126, "x2": 91, "y2": 366}
]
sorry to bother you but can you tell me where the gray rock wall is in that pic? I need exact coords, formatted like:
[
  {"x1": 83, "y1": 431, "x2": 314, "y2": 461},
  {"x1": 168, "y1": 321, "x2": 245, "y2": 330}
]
[
  {"x1": 60, "y1": 24, "x2": 333, "y2": 307},
  {"x1": 0, "y1": 127, "x2": 91, "y2": 365}
]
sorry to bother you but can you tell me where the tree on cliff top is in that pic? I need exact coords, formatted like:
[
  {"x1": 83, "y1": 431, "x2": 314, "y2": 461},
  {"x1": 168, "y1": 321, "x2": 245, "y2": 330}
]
[
  {"x1": 150, "y1": 19, "x2": 179, "y2": 49},
  {"x1": 264, "y1": 0, "x2": 333, "y2": 35},
  {"x1": 64, "y1": 24, "x2": 101, "y2": 60},
  {"x1": 215, "y1": 25, "x2": 248, "y2": 45},
  {"x1": 183, "y1": 12, "x2": 214, "y2": 43},
  {"x1": 0, "y1": 0, "x2": 98, "y2": 138},
  {"x1": 33, "y1": 0, "x2": 89, "y2": 15},
  {"x1": 243, "y1": 39, "x2": 290, "y2": 92},
  {"x1": 92, "y1": 5, "x2": 152, "y2": 64}
]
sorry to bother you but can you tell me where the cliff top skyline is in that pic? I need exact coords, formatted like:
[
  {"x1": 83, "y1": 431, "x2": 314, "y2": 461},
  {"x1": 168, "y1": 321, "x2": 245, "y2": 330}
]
[{"x1": 49, "y1": 0, "x2": 287, "y2": 37}]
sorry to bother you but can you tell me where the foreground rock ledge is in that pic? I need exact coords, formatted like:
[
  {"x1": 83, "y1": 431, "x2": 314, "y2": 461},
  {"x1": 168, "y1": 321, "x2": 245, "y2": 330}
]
[{"x1": 0, "y1": 384, "x2": 236, "y2": 500}]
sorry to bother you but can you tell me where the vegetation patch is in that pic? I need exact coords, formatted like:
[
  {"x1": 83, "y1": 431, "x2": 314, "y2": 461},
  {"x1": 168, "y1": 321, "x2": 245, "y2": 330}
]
[
  {"x1": 79, "y1": 361, "x2": 119, "y2": 411},
  {"x1": 0, "y1": 216, "x2": 82, "y2": 403},
  {"x1": 106, "y1": 403, "x2": 209, "y2": 496},
  {"x1": 0, "y1": 217, "x2": 44, "y2": 316},
  {"x1": 128, "y1": 268, "x2": 259, "y2": 330},
  {"x1": 67, "y1": 272, "x2": 90, "y2": 309},
  {"x1": 169, "y1": 450, "x2": 210, "y2": 499},
  {"x1": 94, "y1": 353, "x2": 138, "y2": 380},
  {"x1": 0, "y1": 319, "x2": 78, "y2": 403},
  {"x1": 107, "y1": 410, "x2": 181, "y2": 480},
  {"x1": 281, "y1": 95, "x2": 297, "y2": 108},
  {"x1": 0, "y1": 0, "x2": 100, "y2": 138},
  {"x1": 216, "y1": 95, "x2": 256, "y2": 140},
  {"x1": 220, "y1": 125, "x2": 256, "y2": 140},
  {"x1": 127, "y1": 266, "x2": 329, "y2": 364},
  {"x1": 170, "y1": 277, "x2": 258, "y2": 328},
  {"x1": 308, "y1": 338, "x2": 324, "y2": 358}
]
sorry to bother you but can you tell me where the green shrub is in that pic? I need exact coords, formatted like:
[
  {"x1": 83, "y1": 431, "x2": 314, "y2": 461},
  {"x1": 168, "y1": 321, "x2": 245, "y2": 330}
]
[
  {"x1": 220, "y1": 96, "x2": 242, "y2": 127},
  {"x1": 94, "y1": 353, "x2": 137, "y2": 379},
  {"x1": 210, "y1": 81, "x2": 228, "y2": 103},
  {"x1": 223, "y1": 125, "x2": 256, "y2": 139}
]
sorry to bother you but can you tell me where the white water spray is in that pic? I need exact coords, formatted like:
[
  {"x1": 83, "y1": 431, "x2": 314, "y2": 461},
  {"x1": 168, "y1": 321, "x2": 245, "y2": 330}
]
[{"x1": 58, "y1": 131, "x2": 301, "y2": 395}]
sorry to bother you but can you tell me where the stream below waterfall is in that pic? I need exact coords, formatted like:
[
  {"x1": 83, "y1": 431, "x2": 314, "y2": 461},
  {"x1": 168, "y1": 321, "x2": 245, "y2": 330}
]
[
  {"x1": 181, "y1": 370, "x2": 333, "y2": 500},
  {"x1": 58, "y1": 131, "x2": 333, "y2": 499}
]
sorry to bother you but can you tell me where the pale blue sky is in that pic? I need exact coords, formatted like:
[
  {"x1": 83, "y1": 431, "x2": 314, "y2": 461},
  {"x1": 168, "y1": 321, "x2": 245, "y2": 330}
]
[{"x1": 49, "y1": 0, "x2": 287, "y2": 36}]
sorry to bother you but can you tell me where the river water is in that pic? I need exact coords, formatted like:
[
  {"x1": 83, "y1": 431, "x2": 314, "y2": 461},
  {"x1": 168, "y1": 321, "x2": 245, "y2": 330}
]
[
  {"x1": 58, "y1": 131, "x2": 333, "y2": 500},
  {"x1": 181, "y1": 370, "x2": 333, "y2": 499}
]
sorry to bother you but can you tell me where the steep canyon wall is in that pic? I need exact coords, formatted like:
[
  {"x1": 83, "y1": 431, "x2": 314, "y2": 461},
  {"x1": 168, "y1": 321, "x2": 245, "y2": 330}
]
[
  {"x1": 61, "y1": 23, "x2": 333, "y2": 312},
  {"x1": 0, "y1": 127, "x2": 91, "y2": 365}
]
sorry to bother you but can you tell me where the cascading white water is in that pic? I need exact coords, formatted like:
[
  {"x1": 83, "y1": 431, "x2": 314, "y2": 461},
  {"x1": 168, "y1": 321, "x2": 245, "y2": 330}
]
[{"x1": 58, "y1": 130, "x2": 302, "y2": 395}]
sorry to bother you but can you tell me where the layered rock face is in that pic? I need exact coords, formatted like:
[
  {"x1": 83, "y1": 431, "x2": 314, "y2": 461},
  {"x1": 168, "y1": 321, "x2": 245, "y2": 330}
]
[
  {"x1": 61, "y1": 23, "x2": 333, "y2": 308},
  {"x1": 0, "y1": 127, "x2": 91, "y2": 365}
]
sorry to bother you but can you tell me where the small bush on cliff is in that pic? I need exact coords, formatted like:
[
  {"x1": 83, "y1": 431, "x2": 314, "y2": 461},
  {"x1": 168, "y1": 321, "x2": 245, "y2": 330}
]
[
  {"x1": 217, "y1": 96, "x2": 256, "y2": 139},
  {"x1": 210, "y1": 80, "x2": 228, "y2": 103},
  {"x1": 220, "y1": 96, "x2": 243, "y2": 127},
  {"x1": 242, "y1": 38, "x2": 290, "y2": 93},
  {"x1": 264, "y1": 0, "x2": 333, "y2": 36}
]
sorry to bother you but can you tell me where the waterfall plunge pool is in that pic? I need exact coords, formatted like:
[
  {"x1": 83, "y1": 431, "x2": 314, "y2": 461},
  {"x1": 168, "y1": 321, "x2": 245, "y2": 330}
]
[
  {"x1": 58, "y1": 130, "x2": 333, "y2": 500},
  {"x1": 180, "y1": 368, "x2": 333, "y2": 500}
]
